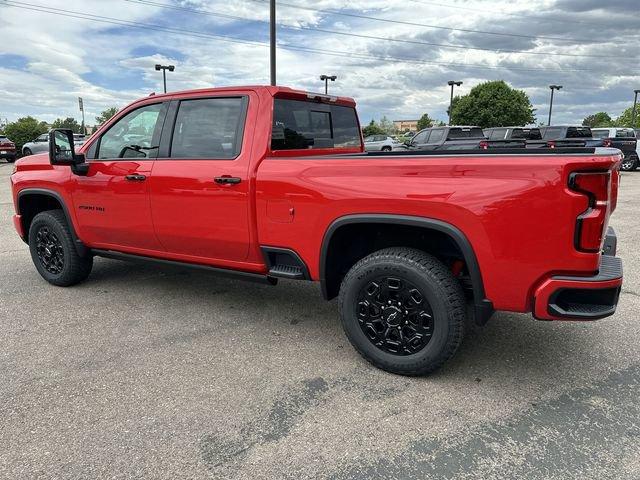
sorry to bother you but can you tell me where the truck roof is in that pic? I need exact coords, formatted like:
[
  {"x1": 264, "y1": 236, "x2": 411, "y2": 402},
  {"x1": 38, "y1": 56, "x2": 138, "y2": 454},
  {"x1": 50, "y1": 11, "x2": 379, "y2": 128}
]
[{"x1": 138, "y1": 85, "x2": 357, "y2": 107}]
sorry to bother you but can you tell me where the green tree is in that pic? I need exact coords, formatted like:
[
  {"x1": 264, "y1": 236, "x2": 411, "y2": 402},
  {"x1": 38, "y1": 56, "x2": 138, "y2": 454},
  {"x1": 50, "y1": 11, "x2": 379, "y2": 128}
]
[
  {"x1": 450, "y1": 80, "x2": 536, "y2": 128},
  {"x1": 3, "y1": 117, "x2": 48, "y2": 152},
  {"x1": 614, "y1": 106, "x2": 640, "y2": 128},
  {"x1": 378, "y1": 116, "x2": 396, "y2": 135},
  {"x1": 95, "y1": 107, "x2": 119, "y2": 126},
  {"x1": 582, "y1": 112, "x2": 613, "y2": 127},
  {"x1": 51, "y1": 117, "x2": 82, "y2": 133},
  {"x1": 417, "y1": 113, "x2": 434, "y2": 131},
  {"x1": 362, "y1": 119, "x2": 384, "y2": 137}
]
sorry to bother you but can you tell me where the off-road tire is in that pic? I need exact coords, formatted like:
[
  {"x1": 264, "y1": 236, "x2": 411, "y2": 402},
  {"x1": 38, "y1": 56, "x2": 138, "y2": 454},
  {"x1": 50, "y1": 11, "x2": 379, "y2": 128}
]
[
  {"x1": 339, "y1": 247, "x2": 466, "y2": 376},
  {"x1": 28, "y1": 210, "x2": 93, "y2": 286}
]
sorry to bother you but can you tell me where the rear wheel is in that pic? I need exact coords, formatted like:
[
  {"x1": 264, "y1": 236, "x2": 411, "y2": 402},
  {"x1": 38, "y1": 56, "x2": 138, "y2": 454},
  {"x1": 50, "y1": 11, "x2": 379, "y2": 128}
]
[
  {"x1": 621, "y1": 155, "x2": 638, "y2": 171},
  {"x1": 28, "y1": 210, "x2": 93, "y2": 286},
  {"x1": 339, "y1": 247, "x2": 466, "y2": 376},
  {"x1": 381, "y1": 146, "x2": 392, "y2": 152}
]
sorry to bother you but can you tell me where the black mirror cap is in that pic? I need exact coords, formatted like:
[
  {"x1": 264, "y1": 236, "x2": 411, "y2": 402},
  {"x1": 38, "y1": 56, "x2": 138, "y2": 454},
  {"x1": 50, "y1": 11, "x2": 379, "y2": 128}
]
[{"x1": 49, "y1": 129, "x2": 88, "y2": 175}]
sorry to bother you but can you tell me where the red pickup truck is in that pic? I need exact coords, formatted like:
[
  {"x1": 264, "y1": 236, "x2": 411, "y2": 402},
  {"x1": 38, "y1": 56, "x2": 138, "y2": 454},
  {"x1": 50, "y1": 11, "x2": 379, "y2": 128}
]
[{"x1": 10, "y1": 86, "x2": 623, "y2": 375}]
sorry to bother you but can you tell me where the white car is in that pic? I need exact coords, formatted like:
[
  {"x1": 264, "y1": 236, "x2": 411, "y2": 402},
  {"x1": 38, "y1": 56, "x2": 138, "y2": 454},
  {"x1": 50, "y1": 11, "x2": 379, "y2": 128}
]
[{"x1": 363, "y1": 135, "x2": 401, "y2": 152}]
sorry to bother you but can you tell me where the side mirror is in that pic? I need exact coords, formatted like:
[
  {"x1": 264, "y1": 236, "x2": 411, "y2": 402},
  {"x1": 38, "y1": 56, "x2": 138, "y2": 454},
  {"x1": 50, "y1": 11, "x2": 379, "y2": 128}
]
[{"x1": 49, "y1": 129, "x2": 89, "y2": 175}]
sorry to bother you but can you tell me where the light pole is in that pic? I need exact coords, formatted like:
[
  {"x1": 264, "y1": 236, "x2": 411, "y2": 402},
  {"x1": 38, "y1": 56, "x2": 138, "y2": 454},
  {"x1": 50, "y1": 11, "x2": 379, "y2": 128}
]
[
  {"x1": 548, "y1": 85, "x2": 562, "y2": 125},
  {"x1": 631, "y1": 89, "x2": 640, "y2": 127},
  {"x1": 320, "y1": 75, "x2": 337, "y2": 94},
  {"x1": 270, "y1": 0, "x2": 276, "y2": 86},
  {"x1": 447, "y1": 80, "x2": 462, "y2": 125},
  {"x1": 155, "y1": 64, "x2": 175, "y2": 93}
]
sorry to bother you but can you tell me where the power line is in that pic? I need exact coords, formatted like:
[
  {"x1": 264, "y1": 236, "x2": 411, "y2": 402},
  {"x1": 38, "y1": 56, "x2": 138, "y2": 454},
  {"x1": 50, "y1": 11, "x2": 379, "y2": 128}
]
[
  {"x1": 245, "y1": 0, "x2": 595, "y2": 43},
  {"x1": 3, "y1": 1, "x2": 639, "y2": 76},
  {"x1": 123, "y1": 0, "x2": 630, "y2": 60}
]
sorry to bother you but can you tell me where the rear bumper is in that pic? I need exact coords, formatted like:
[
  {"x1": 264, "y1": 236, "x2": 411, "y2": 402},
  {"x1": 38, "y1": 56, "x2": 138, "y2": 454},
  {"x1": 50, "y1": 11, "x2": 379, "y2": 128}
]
[
  {"x1": 533, "y1": 228, "x2": 622, "y2": 321},
  {"x1": 0, "y1": 151, "x2": 16, "y2": 159}
]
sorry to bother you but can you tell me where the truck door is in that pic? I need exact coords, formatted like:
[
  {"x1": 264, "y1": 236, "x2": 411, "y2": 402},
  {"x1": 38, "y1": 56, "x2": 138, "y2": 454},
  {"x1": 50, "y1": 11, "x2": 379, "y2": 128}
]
[
  {"x1": 149, "y1": 95, "x2": 253, "y2": 263},
  {"x1": 71, "y1": 102, "x2": 167, "y2": 251}
]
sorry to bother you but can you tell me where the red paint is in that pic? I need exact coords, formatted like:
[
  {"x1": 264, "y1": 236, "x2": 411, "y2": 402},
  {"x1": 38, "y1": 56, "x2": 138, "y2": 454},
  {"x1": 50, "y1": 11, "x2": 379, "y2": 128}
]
[{"x1": 10, "y1": 85, "x2": 623, "y2": 320}]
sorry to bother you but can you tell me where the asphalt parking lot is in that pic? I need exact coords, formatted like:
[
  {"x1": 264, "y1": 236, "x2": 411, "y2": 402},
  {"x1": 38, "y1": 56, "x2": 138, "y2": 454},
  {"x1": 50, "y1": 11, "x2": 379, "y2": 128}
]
[{"x1": 1, "y1": 162, "x2": 639, "y2": 479}]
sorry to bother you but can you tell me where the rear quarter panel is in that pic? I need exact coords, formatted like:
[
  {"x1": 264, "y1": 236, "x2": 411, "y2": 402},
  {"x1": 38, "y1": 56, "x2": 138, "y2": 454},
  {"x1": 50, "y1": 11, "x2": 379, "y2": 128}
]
[{"x1": 256, "y1": 152, "x2": 620, "y2": 312}]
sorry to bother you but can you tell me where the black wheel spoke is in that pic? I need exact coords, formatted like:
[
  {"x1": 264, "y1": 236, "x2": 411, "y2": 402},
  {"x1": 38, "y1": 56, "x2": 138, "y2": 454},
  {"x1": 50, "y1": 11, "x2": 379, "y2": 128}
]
[
  {"x1": 356, "y1": 275, "x2": 434, "y2": 356},
  {"x1": 35, "y1": 226, "x2": 64, "y2": 274}
]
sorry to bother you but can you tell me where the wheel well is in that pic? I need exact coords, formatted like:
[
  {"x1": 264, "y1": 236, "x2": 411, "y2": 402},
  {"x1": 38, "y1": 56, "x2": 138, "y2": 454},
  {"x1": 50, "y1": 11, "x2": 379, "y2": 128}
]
[
  {"x1": 18, "y1": 193, "x2": 63, "y2": 237},
  {"x1": 322, "y1": 222, "x2": 470, "y2": 301}
]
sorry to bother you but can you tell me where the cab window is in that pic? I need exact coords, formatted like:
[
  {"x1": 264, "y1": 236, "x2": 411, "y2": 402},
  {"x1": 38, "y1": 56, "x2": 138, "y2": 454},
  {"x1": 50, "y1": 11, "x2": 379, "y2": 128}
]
[
  {"x1": 271, "y1": 98, "x2": 360, "y2": 150},
  {"x1": 97, "y1": 103, "x2": 164, "y2": 159},
  {"x1": 170, "y1": 97, "x2": 247, "y2": 159}
]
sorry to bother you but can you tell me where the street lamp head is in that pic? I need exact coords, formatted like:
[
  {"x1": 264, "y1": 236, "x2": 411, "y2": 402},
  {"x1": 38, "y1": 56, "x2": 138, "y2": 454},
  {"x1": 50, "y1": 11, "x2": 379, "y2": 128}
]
[
  {"x1": 168, "y1": 65, "x2": 175, "y2": 72},
  {"x1": 550, "y1": 85, "x2": 563, "y2": 90},
  {"x1": 320, "y1": 74, "x2": 337, "y2": 81},
  {"x1": 155, "y1": 64, "x2": 162, "y2": 71},
  {"x1": 448, "y1": 80, "x2": 463, "y2": 86},
  {"x1": 634, "y1": 89, "x2": 640, "y2": 94}
]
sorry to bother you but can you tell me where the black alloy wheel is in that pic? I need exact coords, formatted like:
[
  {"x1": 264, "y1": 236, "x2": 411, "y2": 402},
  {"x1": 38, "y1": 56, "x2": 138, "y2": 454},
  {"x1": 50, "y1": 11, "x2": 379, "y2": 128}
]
[
  {"x1": 356, "y1": 276, "x2": 434, "y2": 355},
  {"x1": 35, "y1": 226, "x2": 64, "y2": 274}
]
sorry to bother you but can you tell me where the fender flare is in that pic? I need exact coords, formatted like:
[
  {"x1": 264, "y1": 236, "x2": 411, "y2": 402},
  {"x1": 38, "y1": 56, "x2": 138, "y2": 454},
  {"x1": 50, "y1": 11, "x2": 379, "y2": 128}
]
[
  {"x1": 319, "y1": 214, "x2": 494, "y2": 325},
  {"x1": 16, "y1": 188, "x2": 88, "y2": 257}
]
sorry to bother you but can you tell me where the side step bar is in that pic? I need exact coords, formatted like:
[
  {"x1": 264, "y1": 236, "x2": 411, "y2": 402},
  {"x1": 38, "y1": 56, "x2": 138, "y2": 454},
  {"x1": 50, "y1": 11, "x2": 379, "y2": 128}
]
[
  {"x1": 261, "y1": 246, "x2": 311, "y2": 280},
  {"x1": 92, "y1": 249, "x2": 277, "y2": 285}
]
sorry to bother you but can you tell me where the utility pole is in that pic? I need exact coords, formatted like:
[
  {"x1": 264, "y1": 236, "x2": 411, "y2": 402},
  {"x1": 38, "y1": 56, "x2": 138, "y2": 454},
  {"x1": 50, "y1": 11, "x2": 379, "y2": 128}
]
[
  {"x1": 631, "y1": 89, "x2": 640, "y2": 127},
  {"x1": 548, "y1": 85, "x2": 562, "y2": 125},
  {"x1": 78, "y1": 97, "x2": 86, "y2": 135},
  {"x1": 447, "y1": 80, "x2": 462, "y2": 125},
  {"x1": 155, "y1": 64, "x2": 175, "y2": 93},
  {"x1": 270, "y1": 0, "x2": 276, "y2": 86},
  {"x1": 320, "y1": 75, "x2": 337, "y2": 94}
]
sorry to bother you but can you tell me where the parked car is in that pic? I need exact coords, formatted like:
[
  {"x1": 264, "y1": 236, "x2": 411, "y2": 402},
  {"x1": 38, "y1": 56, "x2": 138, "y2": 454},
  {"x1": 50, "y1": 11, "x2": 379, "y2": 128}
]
[
  {"x1": 592, "y1": 128, "x2": 638, "y2": 171},
  {"x1": 483, "y1": 127, "x2": 542, "y2": 141},
  {"x1": 405, "y1": 126, "x2": 526, "y2": 150},
  {"x1": 527, "y1": 126, "x2": 604, "y2": 149},
  {"x1": 22, "y1": 132, "x2": 87, "y2": 156},
  {"x1": 0, "y1": 135, "x2": 17, "y2": 162},
  {"x1": 363, "y1": 135, "x2": 401, "y2": 152},
  {"x1": 21, "y1": 133, "x2": 49, "y2": 156},
  {"x1": 10, "y1": 86, "x2": 623, "y2": 376}
]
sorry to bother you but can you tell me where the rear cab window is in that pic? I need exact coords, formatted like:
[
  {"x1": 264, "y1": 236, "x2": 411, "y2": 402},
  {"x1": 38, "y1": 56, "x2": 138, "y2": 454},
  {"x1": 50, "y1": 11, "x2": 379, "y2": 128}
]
[
  {"x1": 447, "y1": 127, "x2": 484, "y2": 139},
  {"x1": 271, "y1": 98, "x2": 361, "y2": 151},
  {"x1": 566, "y1": 127, "x2": 592, "y2": 138},
  {"x1": 591, "y1": 129, "x2": 610, "y2": 139},
  {"x1": 615, "y1": 129, "x2": 636, "y2": 138}
]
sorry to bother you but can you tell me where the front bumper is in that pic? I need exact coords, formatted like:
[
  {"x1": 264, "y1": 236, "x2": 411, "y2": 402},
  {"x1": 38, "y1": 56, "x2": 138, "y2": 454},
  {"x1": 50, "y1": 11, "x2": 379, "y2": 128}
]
[{"x1": 533, "y1": 227, "x2": 622, "y2": 321}]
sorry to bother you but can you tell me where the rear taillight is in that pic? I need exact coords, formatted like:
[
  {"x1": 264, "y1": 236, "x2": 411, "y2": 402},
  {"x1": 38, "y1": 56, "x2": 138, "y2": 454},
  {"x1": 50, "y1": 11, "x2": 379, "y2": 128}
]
[
  {"x1": 569, "y1": 171, "x2": 611, "y2": 252},
  {"x1": 547, "y1": 140, "x2": 556, "y2": 148},
  {"x1": 479, "y1": 140, "x2": 489, "y2": 150},
  {"x1": 602, "y1": 138, "x2": 612, "y2": 147}
]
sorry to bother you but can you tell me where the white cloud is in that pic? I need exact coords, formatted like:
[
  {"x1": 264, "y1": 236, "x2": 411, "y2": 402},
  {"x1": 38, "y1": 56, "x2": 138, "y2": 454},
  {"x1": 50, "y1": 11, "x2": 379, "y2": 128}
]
[{"x1": 0, "y1": 0, "x2": 638, "y2": 125}]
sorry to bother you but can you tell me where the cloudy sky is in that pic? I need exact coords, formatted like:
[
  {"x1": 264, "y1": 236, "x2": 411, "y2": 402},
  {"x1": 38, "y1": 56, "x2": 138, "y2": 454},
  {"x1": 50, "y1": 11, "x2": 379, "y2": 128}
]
[{"x1": 0, "y1": 0, "x2": 638, "y2": 126}]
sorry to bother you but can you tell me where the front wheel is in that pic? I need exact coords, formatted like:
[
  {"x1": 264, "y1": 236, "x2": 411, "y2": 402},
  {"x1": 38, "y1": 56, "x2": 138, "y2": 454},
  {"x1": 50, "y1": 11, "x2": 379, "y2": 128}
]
[
  {"x1": 22, "y1": 147, "x2": 32, "y2": 156},
  {"x1": 338, "y1": 247, "x2": 466, "y2": 376},
  {"x1": 381, "y1": 146, "x2": 392, "y2": 152},
  {"x1": 621, "y1": 155, "x2": 638, "y2": 171},
  {"x1": 28, "y1": 210, "x2": 93, "y2": 286}
]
